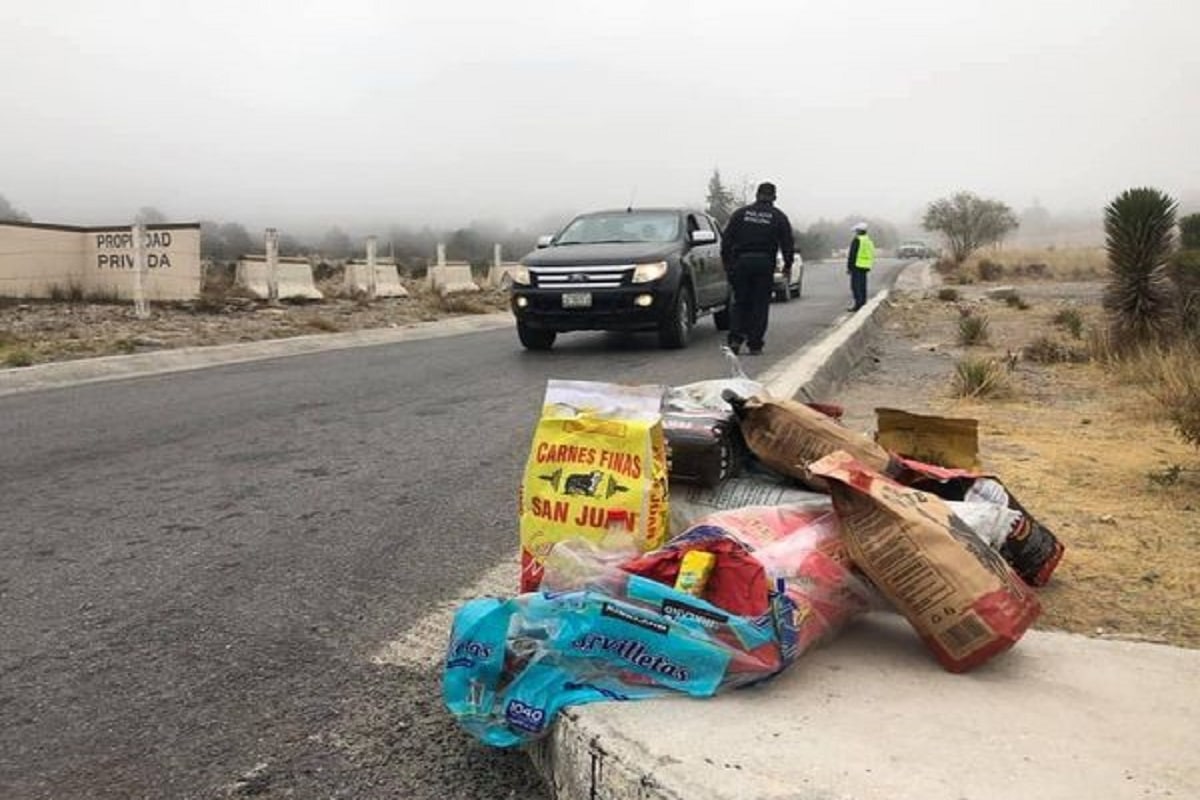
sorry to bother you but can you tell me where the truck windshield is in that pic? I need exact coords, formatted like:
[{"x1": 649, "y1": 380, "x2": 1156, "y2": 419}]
[{"x1": 555, "y1": 212, "x2": 680, "y2": 245}]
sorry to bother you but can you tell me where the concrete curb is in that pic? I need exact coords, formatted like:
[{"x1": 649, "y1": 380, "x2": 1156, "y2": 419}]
[
  {"x1": 0, "y1": 312, "x2": 512, "y2": 397},
  {"x1": 529, "y1": 614, "x2": 1200, "y2": 800}
]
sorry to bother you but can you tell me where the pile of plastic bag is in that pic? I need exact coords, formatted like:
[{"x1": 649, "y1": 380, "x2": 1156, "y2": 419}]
[{"x1": 443, "y1": 352, "x2": 1065, "y2": 747}]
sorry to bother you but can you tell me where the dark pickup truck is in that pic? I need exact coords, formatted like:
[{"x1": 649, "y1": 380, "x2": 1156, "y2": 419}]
[{"x1": 509, "y1": 207, "x2": 731, "y2": 350}]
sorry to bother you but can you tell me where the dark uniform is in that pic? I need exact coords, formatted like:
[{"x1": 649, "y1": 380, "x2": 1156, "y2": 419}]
[{"x1": 720, "y1": 182, "x2": 794, "y2": 355}]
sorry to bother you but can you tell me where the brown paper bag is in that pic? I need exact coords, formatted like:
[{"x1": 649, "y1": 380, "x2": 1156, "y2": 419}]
[
  {"x1": 810, "y1": 450, "x2": 1041, "y2": 673},
  {"x1": 875, "y1": 408, "x2": 980, "y2": 470},
  {"x1": 729, "y1": 394, "x2": 900, "y2": 491}
]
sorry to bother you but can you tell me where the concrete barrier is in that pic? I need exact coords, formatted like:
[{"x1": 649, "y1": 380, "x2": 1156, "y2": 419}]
[
  {"x1": 236, "y1": 256, "x2": 323, "y2": 301},
  {"x1": 428, "y1": 262, "x2": 480, "y2": 296},
  {"x1": 486, "y1": 262, "x2": 523, "y2": 289},
  {"x1": 345, "y1": 260, "x2": 409, "y2": 298}
]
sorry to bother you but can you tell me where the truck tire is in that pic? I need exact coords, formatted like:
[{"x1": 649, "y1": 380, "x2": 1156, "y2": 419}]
[
  {"x1": 517, "y1": 322, "x2": 556, "y2": 350},
  {"x1": 658, "y1": 285, "x2": 693, "y2": 349}
]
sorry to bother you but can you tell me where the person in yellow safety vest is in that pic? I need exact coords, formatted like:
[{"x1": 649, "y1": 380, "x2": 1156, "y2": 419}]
[{"x1": 846, "y1": 222, "x2": 875, "y2": 312}]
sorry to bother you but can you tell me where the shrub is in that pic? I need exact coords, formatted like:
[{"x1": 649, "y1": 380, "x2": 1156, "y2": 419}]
[
  {"x1": 1024, "y1": 335, "x2": 1090, "y2": 364},
  {"x1": 957, "y1": 312, "x2": 990, "y2": 346},
  {"x1": 439, "y1": 293, "x2": 493, "y2": 314},
  {"x1": 1167, "y1": 250, "x2": 1200, "y2": 337},
  {"x1": 953, "y1": 357, "x2": 1008, "y2": 398},
  {"x1": 4, "y1": 348, "x2": 34, "y2": 367},
  {"x1": 932, "y1": 258, "x2": 958, "y2": 276},
  {"x1": 1004, "y1": 294, "x2": 1030, "y2": 310},
  {"x1": 936, "y1": 287, "x2": 960, "y2": 302},
  {"x1": 977, "y1": 258, "x2": 1005, "y2": 281},
  {"x1": 1147, "y1": 464, "x2": 1183, "y2": 488},
  {"x1": 1053, "y1": 308, "x2": 1085, "y2": 338},
  {"x1": 1181, "y1": 213, "x2": 1200, "y2": 249},
  {"x1": 305, "y1": 317, "x2": 341, "y2": 332},
  {"x1": 313, "y1": 261, "x2": 341, "y2": 282}
]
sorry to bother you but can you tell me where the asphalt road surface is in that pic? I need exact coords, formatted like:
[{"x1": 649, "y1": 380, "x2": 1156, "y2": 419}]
[{"x1": 0, "y1": 260, "x2": 904, "y2": 799}]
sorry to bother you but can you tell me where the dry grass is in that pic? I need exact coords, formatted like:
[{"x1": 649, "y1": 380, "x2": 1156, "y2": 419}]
[
  {"x1": 1, "y1": 281, "x2": 512, "y2": 370},
  {"x1": 953, "y1": 246, "x2": 1108, "y2": 283},
  {"x1": 838, "y1": 284, "x2": 1200, "y2": 647},
  {"x1": 1113, "y1": 343, "x2": 1200, "y2": 449}
]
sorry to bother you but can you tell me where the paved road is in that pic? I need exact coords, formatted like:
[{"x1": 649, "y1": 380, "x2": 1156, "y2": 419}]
[{"x1": 0, "y1": 260, "x2": 904, "y2": 799}]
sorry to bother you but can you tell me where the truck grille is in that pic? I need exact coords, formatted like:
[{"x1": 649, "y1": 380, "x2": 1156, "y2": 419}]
[{"x1": 530, "y1": 264, "x2": 634, "y2": 290}]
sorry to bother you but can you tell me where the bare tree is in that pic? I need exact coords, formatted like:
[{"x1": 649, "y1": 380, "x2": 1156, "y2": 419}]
[{"x1": 922, "y1": 192, "x2": 1019, "y2": 263}]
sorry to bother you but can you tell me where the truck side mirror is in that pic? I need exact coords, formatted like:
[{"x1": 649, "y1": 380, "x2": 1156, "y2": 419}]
[
  {"x1": 689, "y1": 230, "x2": 717, "y2": 245},
  {"x1": 535, "y1": 234, "x2": 554, "y2": 249}
]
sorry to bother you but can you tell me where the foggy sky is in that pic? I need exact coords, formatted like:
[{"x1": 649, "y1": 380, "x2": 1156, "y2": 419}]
[{"x1": 2, "y1": 0, "x2": 1197, "y2": 233}]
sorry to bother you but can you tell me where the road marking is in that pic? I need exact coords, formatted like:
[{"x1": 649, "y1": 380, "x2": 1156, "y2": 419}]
[{"x1": 370, "y1": 558, "x2": 518, "y2": 669}]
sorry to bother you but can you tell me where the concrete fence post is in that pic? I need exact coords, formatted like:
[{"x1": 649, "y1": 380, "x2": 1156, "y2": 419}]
[
  {"x1": 437, "y1": 243, "x2": 446, "y2": 268},
  {"x1": 366, "y1": 235, "x2": 378, "y2": 298},
  {"x1": 265, "y1": 228, "x2": 280, "y2": 303},
  {"x1": 493, "y1": 243, "x2": 502, "y2": 269},
  {"x1": 131, "y1": 223, "x2": 150, "y2": 319}
]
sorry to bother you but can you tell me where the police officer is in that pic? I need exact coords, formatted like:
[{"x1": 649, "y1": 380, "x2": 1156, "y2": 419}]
[
  {"x1": 846, "y1": 221, "x2": 875, "y2": 312},
  {"x1": 720, "y1": 182, "x2": 794, "y2": 355}
]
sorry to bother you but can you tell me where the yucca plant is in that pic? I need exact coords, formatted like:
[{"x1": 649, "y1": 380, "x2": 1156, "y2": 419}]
[
  {"x1": 957, "y1": 311, "x2": 990, "y2": 346},
  {"x1": 952, "y1": 357, "x2": 1008, "y2": 398},
  {"x1": 1102, "y1": 187, "x2": 1178, "y2": 350}
]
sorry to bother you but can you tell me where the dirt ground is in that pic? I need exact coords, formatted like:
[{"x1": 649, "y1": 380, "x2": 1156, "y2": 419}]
[
  {"x1": 0, "y1": 280, "x2": 511, "y2": 368},
  {"x1": 834, "y1": 279, "x2": 1200, "y2": 648},
  {"x1": 5, "y1": 267, "x2": 1197, "y2": 649}
]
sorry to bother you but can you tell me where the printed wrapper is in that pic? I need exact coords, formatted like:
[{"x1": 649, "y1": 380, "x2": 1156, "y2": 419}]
[
  {"x1": 519, "y1": 380, "x2": 670, "y2": 593},
  {"x1": 810, "y1": 450, "x2": 1042, "y2": 673},
  {"x1": 892, "y1": 456, "x2": 1065, "y2": 586},
  {"x1": 442, "y1": 578, "x2": 778, "y2": 748}
]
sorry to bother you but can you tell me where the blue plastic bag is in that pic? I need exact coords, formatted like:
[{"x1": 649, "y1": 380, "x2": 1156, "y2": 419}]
[{"x1": 443, "y1": 578, "x2": 775, "y2": 747}]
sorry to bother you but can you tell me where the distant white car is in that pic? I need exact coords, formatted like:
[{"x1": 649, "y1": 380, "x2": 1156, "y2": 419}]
[
  {"x1": 773, "y1": 252, "x2": 804, "y2": 302},
  {"x1": 897, "y1": 240, "x2": 936, "y2": 259}
]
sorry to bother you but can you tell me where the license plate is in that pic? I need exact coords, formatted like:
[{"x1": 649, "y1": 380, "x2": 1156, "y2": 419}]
[{"x1": 562, "y1": 292, "x2": 592, "y2": 308}]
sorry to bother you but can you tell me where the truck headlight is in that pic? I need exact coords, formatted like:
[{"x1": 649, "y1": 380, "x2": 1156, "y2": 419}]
[
  {"x1": 631, "y1": 261, "x2": 668, "y2": 284},
  {"x1": 511, "y1": 266, "x2": 531, "y2": 286}
]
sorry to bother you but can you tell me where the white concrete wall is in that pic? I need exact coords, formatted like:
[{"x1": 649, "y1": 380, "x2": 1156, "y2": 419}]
[
  {"x1": 85, "y1": 226, "x2": 203, "y2": 301},
  {"x1": 0, "y1": 223, "x2": 85, "y2": 297},
  {"x1": 0, "y1": 221, "x2": 202, "y2": 300}
]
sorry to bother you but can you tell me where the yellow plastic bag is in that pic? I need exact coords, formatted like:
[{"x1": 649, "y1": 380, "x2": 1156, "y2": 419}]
[{"x1": 519, "y1": 380, "x2": 669, "y2": 592}]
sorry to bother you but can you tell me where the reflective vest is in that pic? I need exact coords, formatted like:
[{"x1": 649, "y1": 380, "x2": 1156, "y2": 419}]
[{"x1": 854, "y1": 234, "x2": 875, "y2": 269}]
